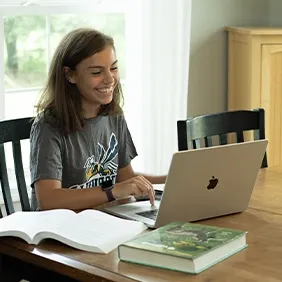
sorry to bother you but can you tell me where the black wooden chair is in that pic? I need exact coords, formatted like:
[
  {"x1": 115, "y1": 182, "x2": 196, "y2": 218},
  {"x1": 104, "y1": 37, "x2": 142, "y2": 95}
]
[
  {"x1": 177, "y1": 108, "x2": 268, "y2": 168},
  {"x1": 0, "y1": 117, "x2": 33, "y2": 217}
]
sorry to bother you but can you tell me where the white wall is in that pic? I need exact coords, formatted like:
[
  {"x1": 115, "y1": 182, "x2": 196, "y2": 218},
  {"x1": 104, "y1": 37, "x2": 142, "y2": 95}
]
[{"x1": 187, "y1": 0, "x2": 270, "y2": 117}]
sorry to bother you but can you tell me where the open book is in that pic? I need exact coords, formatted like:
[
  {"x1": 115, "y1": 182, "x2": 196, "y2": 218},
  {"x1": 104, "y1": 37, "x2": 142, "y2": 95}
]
[{"x1": 0, "y1": 209, "x2": 147, "y2": 254}]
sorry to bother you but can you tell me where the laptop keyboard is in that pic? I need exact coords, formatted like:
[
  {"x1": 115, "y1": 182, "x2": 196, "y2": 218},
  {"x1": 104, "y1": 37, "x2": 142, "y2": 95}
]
[{"x1": 136, "y1": 209, "x2": 158, "y2": 220}]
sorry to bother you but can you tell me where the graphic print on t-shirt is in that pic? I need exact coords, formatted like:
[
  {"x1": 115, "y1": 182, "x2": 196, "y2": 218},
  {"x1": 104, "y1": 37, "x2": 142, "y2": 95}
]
[{"x1": 71, "y1": 133, "x2": 118, "y2": 189}]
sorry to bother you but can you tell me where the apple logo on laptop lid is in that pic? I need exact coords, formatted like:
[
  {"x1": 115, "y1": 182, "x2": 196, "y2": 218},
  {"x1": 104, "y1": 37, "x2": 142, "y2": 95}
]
[{"x1": 207, "y1": 176, "x2": 218, "y2": 190}]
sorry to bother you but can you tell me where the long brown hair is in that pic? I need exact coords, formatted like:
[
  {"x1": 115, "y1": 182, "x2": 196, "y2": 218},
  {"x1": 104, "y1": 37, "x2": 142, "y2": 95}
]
[{"x1": 35, "y1": 27, "x2": 124, "y2": 134}]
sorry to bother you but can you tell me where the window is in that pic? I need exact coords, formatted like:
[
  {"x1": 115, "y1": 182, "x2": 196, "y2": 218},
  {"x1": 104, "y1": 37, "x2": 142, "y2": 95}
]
[
  {"x1": 0, "y1": 0, "x2": 192, "y2": 206},
  {"x1": 0, "y1": 1, "x2": 128, "y2": 203},
  {"x1": 4, "y1": 14, "x2": 126, "y2": 119}
]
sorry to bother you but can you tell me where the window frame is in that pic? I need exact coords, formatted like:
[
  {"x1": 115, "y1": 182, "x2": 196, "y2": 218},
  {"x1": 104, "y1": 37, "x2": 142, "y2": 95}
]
[
  {"x1": 0, "y1": 1, "x2": 128, "y2": 16},
  {"x1": 0, "y1": 1, "x2": 129, "y2": 205},
  {"x1": 0, "y1": 1, "x2": 128, "y2": 118}
]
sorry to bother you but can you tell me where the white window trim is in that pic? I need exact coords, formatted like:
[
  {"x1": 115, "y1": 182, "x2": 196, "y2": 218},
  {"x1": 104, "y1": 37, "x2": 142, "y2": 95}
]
[{"x1": 0, "y1": 0, "x2": 128, "y2": 16}]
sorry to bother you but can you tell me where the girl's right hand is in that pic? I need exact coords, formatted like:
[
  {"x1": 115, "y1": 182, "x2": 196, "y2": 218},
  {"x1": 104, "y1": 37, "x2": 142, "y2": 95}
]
[{"x1": 112, "y1": 176, "x2": 155, "y2": 205}]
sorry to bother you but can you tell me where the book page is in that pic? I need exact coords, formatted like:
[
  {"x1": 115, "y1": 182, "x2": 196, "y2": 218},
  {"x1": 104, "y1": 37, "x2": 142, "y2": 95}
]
[
  {"x1": 77, "y1": 209, "x2": 147, "y2": 252},
  {"x1": 0, "y1": 209, "x2": 75, "y2": 243},
  {"x1": 34, "y1": 209, "x2": 147, "y2": 253}
]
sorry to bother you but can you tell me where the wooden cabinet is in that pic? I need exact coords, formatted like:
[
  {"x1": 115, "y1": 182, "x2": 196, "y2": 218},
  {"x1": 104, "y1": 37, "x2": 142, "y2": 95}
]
[{"x1": 226, "y1": 27, "x2": 282, "y2": 167}]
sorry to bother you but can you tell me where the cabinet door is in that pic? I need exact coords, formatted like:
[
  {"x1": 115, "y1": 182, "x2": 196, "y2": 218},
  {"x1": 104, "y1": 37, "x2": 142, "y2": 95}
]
[{"x1": 261, "y1": 45, "x2": 282, "y2": 167}]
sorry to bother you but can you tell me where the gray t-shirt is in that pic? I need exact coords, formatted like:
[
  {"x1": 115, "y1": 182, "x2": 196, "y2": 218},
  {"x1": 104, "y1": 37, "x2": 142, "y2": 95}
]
[{"x1": 29, "y1": 114, "x2": 137, "y2": 211}]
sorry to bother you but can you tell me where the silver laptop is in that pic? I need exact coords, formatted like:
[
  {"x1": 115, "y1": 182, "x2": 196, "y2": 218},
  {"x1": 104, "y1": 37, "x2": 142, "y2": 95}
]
[{"x1": 105, "y1": 139, "x2": 268, "y2": 228}]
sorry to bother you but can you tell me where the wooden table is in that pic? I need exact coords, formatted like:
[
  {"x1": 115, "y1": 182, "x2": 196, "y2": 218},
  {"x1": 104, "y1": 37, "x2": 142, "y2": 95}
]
[
  {"x1": 1, "y1": 166, "x2": 282, "y2": 282},
  {"x1": 249, "y1": 166, "x2": 282, "y2": 214}
]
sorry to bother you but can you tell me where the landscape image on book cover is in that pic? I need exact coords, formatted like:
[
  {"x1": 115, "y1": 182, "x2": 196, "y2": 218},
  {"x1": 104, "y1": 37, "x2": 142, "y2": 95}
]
[{"x1": 118, "y1": 222, "x2": 247, "y2": 274}]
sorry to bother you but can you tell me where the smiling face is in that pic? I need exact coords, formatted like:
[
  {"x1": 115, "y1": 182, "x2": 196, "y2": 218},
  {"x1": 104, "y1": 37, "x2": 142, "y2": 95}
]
[{"x1": 67, "y1": 46, "x2": 119, "y2": 118}]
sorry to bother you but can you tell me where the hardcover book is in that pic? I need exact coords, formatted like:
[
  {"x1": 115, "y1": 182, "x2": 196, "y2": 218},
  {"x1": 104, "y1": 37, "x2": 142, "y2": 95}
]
[{"x1": 118, "y1": 221, "x2": 247, "y2": 274}]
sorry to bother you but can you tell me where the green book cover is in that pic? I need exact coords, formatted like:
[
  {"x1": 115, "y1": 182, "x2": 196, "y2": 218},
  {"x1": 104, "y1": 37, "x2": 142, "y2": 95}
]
[{"x1": 121, "y1": 222, "x2": 247, "y2": 259}]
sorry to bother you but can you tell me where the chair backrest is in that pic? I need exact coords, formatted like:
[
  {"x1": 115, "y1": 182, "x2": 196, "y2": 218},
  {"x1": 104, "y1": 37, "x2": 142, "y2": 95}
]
[
  {"x1": 0, "y1": 117, "x2": 33, "y2": 217},
  {"x1": 177, "y1": 108, "x2": 268, "y2": 168}
]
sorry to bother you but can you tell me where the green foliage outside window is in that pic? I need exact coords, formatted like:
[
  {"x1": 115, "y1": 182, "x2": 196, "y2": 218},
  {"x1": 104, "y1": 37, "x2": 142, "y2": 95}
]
[{"x1": 4, "y1": 14, "x2": 125, "y2": 89}]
